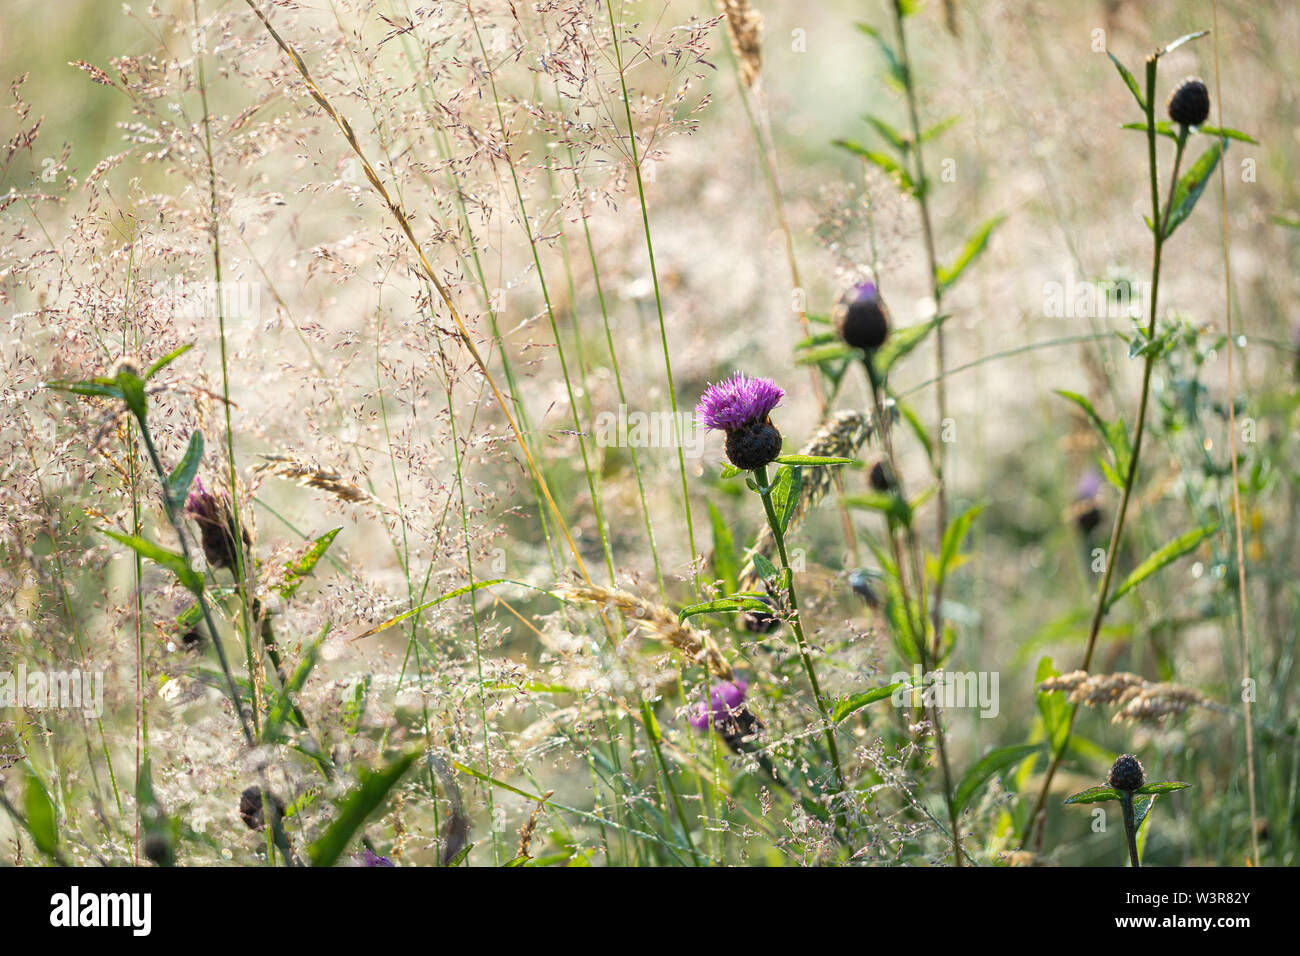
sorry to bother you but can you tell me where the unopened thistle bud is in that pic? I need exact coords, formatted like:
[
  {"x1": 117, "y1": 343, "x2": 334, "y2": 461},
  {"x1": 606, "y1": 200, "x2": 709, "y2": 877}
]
[
  {"x1": 696, "y1": 372, "x2": 785, "y2": 472},
  {"x1": 238, "y1": 786, "x2": 285, "y2": 831},
  {"x1": 1167, "y1": 78, "x2": 1209, "y2": 127},
  {"x1": 834, "y1": 280, "x2": 891, "y2": 352},
  {"x1": 1108, "y1": 753, "x2": 1146, "y2": 792},
  {"x1": 185, "y1": 477, "x2": 249, "y2": 570},
  {"x1": 869, "y1": 459, "x2": 894, "y2": 492},
  {"x1": 739, "y1": 593, "x2": 781, "y2": 633}
]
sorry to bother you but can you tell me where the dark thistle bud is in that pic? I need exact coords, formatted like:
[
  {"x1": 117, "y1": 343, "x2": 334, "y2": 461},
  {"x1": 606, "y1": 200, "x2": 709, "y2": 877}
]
[
  {"x1": 833, "y1": 280, "x2": 890, "y2": 352},
  {"x1": 238, "y1": 786, "x2": 285, "y2": 831},
  {"x1": 143, "y1": 833, "x2": 173, "y2": 867},
  {"x1": 869, "y1": 459, "x2": 894, "y2": 492},
  {"x1": 1167, "y1": 77, "x2": 1209, "y2": 127},
  {"x1": 696, "y1": 372, "x2": 785, "y2": 472},
  {"x1": 185, "y1": 477, "x2": 249, "y2": 570},
  {"x1": 1108, "y1": 753, "x2": 1146, "y2": 792}
]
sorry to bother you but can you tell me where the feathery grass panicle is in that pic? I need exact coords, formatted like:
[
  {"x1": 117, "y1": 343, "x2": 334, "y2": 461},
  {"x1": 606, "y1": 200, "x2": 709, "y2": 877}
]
[
  {"x1": 1039, "y1": 670, "x2": 1219, "y2": 724},
  {"x1": 721, "y1": 0, "x2": 763, "y2": 89},
  {"x1": 252, "y1": 454, "x2": 383, "y2": 507},
  {"x1": 559, "y1": 582, "x2": 735, "y2": 681}
]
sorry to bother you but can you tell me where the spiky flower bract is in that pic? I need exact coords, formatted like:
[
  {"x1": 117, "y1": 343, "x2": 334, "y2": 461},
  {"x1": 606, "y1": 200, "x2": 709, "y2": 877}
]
[
  {"x1": 834, "y1": 280, "x2": 891, "y2": 351},
  {"x1": 1167, "y1": 77, "x2": 1210, "y2": 127},
  {"x1": 1108, "y1": 753, "x2": 1146, "y2": 792}
]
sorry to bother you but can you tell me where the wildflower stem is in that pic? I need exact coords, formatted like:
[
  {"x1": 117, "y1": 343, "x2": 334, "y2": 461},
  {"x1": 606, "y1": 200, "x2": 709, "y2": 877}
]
[
  {"x1": 752, "y1": 464, "x2": 845, "y2": 795},
  {"x1": 1120, "y1": 792, "x2": 1141, "y2": 867},
  {"x1": 1024, "y1": 53, "x2": 1171, "y2": 847}
]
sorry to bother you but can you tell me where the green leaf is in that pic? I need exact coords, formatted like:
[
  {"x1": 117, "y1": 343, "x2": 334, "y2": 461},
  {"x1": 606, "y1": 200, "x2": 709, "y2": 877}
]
[
  {"x1": 832, "y1": 682, "x2": 903, "y2": 722},
  {"x1": 793, "y1": 342, "x2": 857, "y2": 366},
  {"x1": 921, "y1": 114, "x2": 960, "y2": 143},
  {"x1": 937, "y1": 502, "x2": 984, "y2": 588},
  {"x1": 100, "y1": 528, "x2": 203, "y2": 595},
  {"x1": 953, "y1": 744, "x2": 1041, "y2": 814},
  {"x1": 1055, "y1": 390, "x2": 1131, "y2": 486},
  {"x1": 677, "y1": 596, "x2": 770, "y2": 624},
  {"x1": 277, "y1": 527, "x2": 342, "y2": 601},
  {"x1": 114, "y1": 364, "x2": 148, "y2": 423},
  {"x1": 770, "y1": 465, "x2": 803, "y2": 534},
  {"x1": 854, "y1": 23, "x2": 905, "y2": 88},
  {"x1": 751, "y1": 551, "x2": 778, "y2": 582},
  {"x1": 707, "y1": 501, "x2": 739, "y2": 594},
  {"x1": 136, "y1": 759, "x2": 174, "y2": 866},
  {"x1": 875, "y1": 314, "x2": 950, "y2": 378},
  {"x1": 937, "y1": 215, "x2": 1005, "y2": 292},
  {"x1": 308, "y1": 749, "x2": 420, "y2": 866},
  {"x1": 1122, "y1": 120, "x2": 1257, "y2": 145},
  {"x1": 24, "y1": 769, "x2": 59, "y2": 856},
  {"x1": 1064, "y1": 785, "x2": 1123, "y2": 805},
  {"x1": 1164, "y1": 139, "x2": 1223, "y2": 238},
  {"x1": 842, "y1": 490, "x2": 912, "y2": 526},
  {"x1": 263, "y1": 631, "x2": 324, "y2": 742},
  {"x1": 833, "y1": 138, "x2": 916, "y2": 194},
  {"x1": 772, "y1": 454, "x2": 856, "y2": 467},
  {"x1": 1035, "y1": 657, "x2": 1070, "y2": 752},
  {"x1": 864, "y1": 114, "x2": 908, "y2": 153},
  {"x1": 351, "y1": 579, "x2": 508, "y2": 640},
  {"x1": 1107, "y1": 51, "x2": 1145, "y2": 112},
  {"x1": 1159, "y1": 30, "x2": 1207, "y2": 57},
  {"x1": 1134, "y1": 781, "x2": 1190, "y2": 795},
  {"x1": 167, "y1": 431, "x2": 204, "y2": 510},
  {"x1": 144, "y1": 343, "x2": 194, "y2": 380},
  {"x1": 1106, "y1": 523, "x2": 1218, "y2": 610},
  {"x1": 1134, "y1": 793, "x2": 1157, "y2": 862},
  {"x1": 45, "y1": 379, "x2": 125, "y2": 402}
]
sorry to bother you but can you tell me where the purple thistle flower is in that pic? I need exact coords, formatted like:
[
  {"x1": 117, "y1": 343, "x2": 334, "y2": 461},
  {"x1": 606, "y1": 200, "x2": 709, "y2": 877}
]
[
  {"x1": 361, "y1": 847, "x2": 395, "y2": 867},
  {"x1": 185, "y1": 476, "x2": 248, "y2": 570},
  {"x1": 687, "y1": 679, "x2": 749, "y2": 731},
  {"x1": 1075, "y1": 468, "x2": 1102, "y2": 500},
  {"x1": 834, "y1": 280, "x2": 891, "y2": 352},
  {"x1": 695, "y1": 373, "x2": 784, "y2": 432},
  {"x1": 696, "y1": 373, "x2": 785, "y2": 470}
]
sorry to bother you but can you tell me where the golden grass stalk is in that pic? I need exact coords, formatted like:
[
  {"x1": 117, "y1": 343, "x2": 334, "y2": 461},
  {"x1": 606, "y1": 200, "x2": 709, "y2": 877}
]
[{"x1": 559, "y1": 582, "x2": 735, "y2": 681}]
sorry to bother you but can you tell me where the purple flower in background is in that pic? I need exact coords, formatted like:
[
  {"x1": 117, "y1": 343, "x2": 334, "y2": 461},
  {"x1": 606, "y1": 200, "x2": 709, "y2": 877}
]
[
  {"x1": 185, "y1": 476, "x2": 248, "y2": 570},
  {"x1": 361, "y1": 847, "x2": 395, "y2": 867},
  {"x1": 833, "y1": 280, "x2": 891, "y2": 352},
  {"x1": 688, "y1": 679, "x2": 749, "y2": 731},
  {"x1": 696, "y1": 373, "x2": 784, "y2": 470},
  {"x1": 1075, "y1": 468, "x2": 1102, "y2": 500}
]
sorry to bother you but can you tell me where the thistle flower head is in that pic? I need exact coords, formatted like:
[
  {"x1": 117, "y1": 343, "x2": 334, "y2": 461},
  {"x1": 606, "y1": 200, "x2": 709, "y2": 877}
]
[
  {"x1": 695, "y1": 372, "x2": 784, "y2": 432},
  {"x1": 688, "y1": 678, "x2": 748, "y2": 731},
  {"x1": 834, "y1": 280, "x2": 891, "y2": 351},
  {"x1": 185, "y1": 476, "x2": 248, "y2": 570},
  {"x1": 361, "y1": 847, "x2": 395, "y2": 867}
]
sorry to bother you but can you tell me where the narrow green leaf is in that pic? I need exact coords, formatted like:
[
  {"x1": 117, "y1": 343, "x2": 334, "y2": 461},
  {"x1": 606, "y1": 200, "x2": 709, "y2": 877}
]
[
  {"x1": 771, "y1": 465, "x2": 803, "y2": 534},
  {"x1": 953, "y1": 744, "x2": 1042, "y2": 814},
  {"x1": 938, "y1": 215, "x2": 1005, "y2": 291},
  {"x1": 1106, "y1": 524, "x2": 1219, "y2": 609},
  {"x1": 308, "y1": 749, "x2": 420, "y2": 866},
  {"x1": 1134, "y1": 793, "x2": 1157, "y2": 861},
  {"x1": 1159, "y1": 30, "x2": 1207, "y2": 57},
  {"x1": 677, "y1": 596, "x2": 769, "y2": 624},
  {"x1": 751, "y1": 552, "x2": 778, "y2": 582},
  {"x1": 707, "y1": 501, "x2": 739, "y2": 594},
  {"x1": 773, "y1": 454, "x2": 856, "y2": 467},
  {"x1": 100, "y1": 528, "x2": 203, "y2": 595},
  {"x1": 167, "y1": 432, "x2": 204, "y2": 510},
  {"x1": 351, "y1": 579, "x2": 508, "y2": 640},
  {"x1": 863, "y1": 114, "x2": 908, "y2": 153},
  {"x1": 833, "y1": 138, "x2": 915, "y2": 193},
  {"x1": 875, "y1": 314, "x2": 950, "y2": 377},
  {"x1": 1107, "y1": 51, "x2": 1145, "y2": 112},
  {"x1": 832, "y1": 682, "x2": 903, "y2": 722},
  {"x1": 1036, "y1": 657, "x2": 1070, "y2": 752},
  {"x1": 1164, "y1": 140, "x2": 1223, "y2": 238},
  {"x1": 937, "y1": 502, "x2": 984, "y2": 587},
  {"x1": 24, "y1": 769, "x2": 59, "y2": 856},
  {"x1": 854, "y1": 23, "x2": 905, "y2": 87},
  {"x1": 277, "y1": 527, "x2": 342, "y2": 601},
  {"x1": 144, "y1": 342, "x2": 194, "y2": 380},
  {"x1": 1064, "y1": 785, "x2": 1123, "y2": 805},
  {"x1": 1134, "y1": 781, "x2": 1190, "y2": 795}
]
